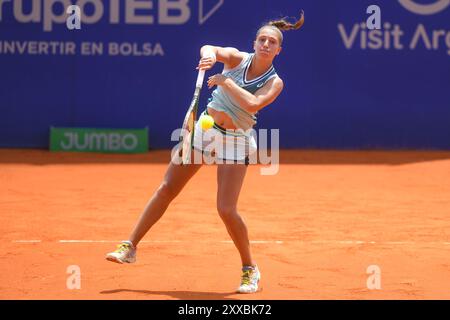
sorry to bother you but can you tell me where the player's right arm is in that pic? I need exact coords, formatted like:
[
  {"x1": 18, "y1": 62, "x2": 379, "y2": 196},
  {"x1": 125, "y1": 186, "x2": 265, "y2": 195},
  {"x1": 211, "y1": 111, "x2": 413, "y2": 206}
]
[{"x1": 197, "y1": 45, "x2": 245, "y2": 71}]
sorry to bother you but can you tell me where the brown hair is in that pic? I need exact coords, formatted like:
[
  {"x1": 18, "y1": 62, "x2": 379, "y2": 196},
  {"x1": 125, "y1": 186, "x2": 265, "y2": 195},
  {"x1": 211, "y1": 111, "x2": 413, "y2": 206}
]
[{"x1": 257, "y1": 11, "x2": 305, "y2": 44}]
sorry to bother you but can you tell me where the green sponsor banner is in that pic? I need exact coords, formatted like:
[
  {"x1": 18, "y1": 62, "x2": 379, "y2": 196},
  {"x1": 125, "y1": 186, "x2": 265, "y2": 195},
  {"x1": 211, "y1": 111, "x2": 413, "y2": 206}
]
[{"x1": 50, "y1": 127, "x2": 148, "y2": 153}]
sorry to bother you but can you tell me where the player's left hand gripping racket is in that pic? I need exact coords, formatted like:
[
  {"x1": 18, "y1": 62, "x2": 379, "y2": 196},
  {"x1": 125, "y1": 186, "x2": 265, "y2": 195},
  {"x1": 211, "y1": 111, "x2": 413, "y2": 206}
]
[{"x1": 179, "y1": 69, "x2": 206, "y2": 165}]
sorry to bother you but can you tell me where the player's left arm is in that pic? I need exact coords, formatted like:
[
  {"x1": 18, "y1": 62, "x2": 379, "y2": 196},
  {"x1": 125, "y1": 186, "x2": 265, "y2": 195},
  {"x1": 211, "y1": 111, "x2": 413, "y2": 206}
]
[{"x1": 208, "y1": 75, "x2": 284, "y2": 113}]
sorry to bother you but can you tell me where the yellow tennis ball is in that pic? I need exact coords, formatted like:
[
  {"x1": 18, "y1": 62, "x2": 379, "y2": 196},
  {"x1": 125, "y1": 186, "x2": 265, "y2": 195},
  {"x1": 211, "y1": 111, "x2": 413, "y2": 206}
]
[{"x1": 200, "y1": 114, "x2": 215, "y2": 131}]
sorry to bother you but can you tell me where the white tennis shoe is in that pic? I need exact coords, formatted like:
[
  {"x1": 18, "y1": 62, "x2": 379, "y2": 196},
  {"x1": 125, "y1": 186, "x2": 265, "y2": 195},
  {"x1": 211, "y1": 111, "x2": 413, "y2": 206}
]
[
  {"x1": 237, "y1": 265, "x2": 261, "y2": 293},
  {"x1": 106, "y1": 241, "x2": 136, "y2": 264}
]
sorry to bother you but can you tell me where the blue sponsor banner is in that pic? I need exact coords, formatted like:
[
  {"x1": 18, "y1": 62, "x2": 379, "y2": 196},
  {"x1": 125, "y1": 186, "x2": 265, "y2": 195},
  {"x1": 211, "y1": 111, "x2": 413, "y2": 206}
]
[{"x1": 0, "y1": 0, "x2": 449, "y2": 149}]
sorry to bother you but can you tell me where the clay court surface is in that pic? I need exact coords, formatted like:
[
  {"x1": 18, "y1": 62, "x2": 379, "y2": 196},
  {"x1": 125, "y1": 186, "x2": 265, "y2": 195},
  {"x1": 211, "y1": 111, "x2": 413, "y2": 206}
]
[{"x1": 1, "y1": 149, "x2": 450, "y2": 300}]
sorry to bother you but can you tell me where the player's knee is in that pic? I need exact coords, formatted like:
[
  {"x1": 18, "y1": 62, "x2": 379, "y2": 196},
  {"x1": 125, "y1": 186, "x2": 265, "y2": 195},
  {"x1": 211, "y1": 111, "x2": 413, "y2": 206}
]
[
  {"x1": 156, "y1": 181, "x2": 177, "y2": 202},
  {"x1": 217, "y1": 204, "x2": 238, "y2": 220}
]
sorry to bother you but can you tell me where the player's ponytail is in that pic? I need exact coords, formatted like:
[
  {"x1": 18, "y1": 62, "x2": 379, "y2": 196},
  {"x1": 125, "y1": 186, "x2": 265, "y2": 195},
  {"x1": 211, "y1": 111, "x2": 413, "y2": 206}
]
[
  {"x1": 268, "y1": 11, "x2": 305, "y2": 32},
  {"x1": 257, "y1": 11, "x2": 304, "y2": 45}
]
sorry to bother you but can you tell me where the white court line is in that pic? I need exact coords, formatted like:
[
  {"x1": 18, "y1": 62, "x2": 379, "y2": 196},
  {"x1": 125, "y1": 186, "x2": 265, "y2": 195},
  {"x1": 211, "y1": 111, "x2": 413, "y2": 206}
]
[
  {"x1": 310, "y1": 240, "x2": 417, "y2": 245},
  {"x1": 220, "y1": 240, "x2": 283, "y2": 244},
  {"x1": 58, "y1": 240, "x2": 184, "y2": 244},
  {"x1": 10, "y1": 240, "x2": 450, "y2": 246},
  {"x1": 57, "y1": 240, "x2": 282, "y2": 244}
]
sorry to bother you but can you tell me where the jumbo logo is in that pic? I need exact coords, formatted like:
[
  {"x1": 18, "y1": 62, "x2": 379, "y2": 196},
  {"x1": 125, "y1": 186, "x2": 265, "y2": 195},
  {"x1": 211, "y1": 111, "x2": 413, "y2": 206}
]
[
  {"x1": 0, "y1": 0, "x2": 224, "y2": 31},
  {"x1": 398, "y1": 0, "x2": 450, "y2": 15}
]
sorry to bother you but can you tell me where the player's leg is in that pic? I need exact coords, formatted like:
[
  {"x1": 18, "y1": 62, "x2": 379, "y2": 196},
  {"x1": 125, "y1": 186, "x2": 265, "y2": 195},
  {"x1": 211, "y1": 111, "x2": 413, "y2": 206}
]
[
  {"x1": 106, "y1": 150, "x2": 202, "y2": 264},
  {"x1": 216, "y1": 163, "x2": 260, "y2": 293},
  {"x1": 217, "y1": 163, "x2": 253, "y2": 266},
  {"x1": 128, "y1": 156, "x2": 202, "y2": 246}
]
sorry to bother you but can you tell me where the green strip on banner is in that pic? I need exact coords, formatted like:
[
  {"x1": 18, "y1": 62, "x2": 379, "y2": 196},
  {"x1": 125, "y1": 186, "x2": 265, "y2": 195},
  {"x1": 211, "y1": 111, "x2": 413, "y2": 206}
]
[{"x1": 50, "y1": 127, "x2": 148, "y2": 153}]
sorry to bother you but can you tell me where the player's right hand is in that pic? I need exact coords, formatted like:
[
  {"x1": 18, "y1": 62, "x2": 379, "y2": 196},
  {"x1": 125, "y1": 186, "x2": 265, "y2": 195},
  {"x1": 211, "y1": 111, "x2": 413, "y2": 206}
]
[{"x1": 197, "y1": 56, "x2": 216, "y2": 71}]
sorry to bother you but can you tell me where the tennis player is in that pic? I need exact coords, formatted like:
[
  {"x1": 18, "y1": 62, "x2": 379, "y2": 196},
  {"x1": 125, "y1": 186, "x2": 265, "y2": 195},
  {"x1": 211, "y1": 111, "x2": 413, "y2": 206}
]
[{"x1": 107, "y1": 13, "x2": 304, "y2": 294}]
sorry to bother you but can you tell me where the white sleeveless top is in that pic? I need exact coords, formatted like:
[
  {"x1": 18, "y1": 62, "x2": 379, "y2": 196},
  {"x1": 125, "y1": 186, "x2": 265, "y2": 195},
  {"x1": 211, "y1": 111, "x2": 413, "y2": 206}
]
[{"x1": 207, "y1": 52, "x2": 278, "y2": 130}]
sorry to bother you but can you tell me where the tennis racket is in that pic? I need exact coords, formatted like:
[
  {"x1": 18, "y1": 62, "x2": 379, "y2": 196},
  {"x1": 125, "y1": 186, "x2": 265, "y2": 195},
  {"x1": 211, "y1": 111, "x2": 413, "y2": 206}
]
[{"x1": 179, "y1": 69, "x2": 206, "y2": 165}]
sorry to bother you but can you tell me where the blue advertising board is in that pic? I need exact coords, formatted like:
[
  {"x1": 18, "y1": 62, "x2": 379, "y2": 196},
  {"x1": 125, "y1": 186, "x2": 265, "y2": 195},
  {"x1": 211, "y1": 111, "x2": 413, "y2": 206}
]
[{"x1": 1, "y1": 0, "x2": 449, "y2": 149}]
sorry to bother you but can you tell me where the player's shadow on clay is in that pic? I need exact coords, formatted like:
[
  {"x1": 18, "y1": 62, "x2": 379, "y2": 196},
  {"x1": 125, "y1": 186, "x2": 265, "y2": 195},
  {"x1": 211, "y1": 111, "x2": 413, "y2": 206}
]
[{"x1": 100, "y1": 289, "x2": 241, "y2": 300}]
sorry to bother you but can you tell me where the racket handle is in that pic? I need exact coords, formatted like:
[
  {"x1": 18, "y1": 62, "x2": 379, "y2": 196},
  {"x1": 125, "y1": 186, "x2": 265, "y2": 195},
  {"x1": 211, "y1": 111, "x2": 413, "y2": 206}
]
[{"x1": 196, "y1": 70, "x2": 205, "y2": 88}]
